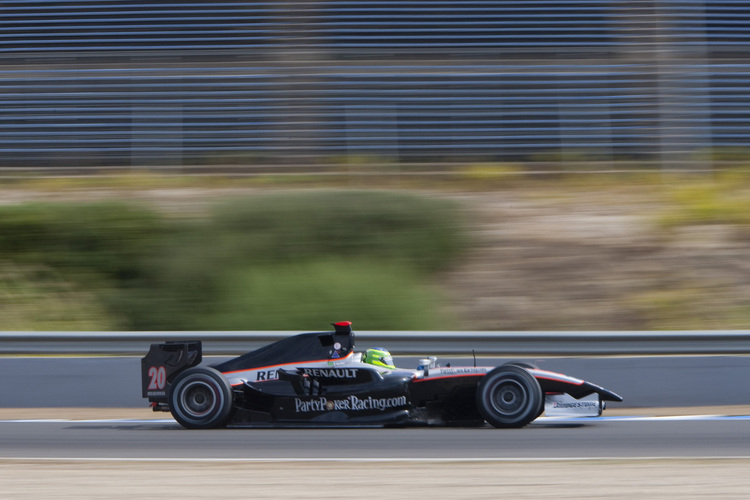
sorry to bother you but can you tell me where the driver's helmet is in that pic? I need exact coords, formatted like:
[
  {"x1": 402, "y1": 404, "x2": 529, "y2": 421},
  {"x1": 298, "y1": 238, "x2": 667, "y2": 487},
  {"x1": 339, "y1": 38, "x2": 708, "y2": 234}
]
[{"x1": 363, "y1": 347, "x2": 395, "y2": 370}]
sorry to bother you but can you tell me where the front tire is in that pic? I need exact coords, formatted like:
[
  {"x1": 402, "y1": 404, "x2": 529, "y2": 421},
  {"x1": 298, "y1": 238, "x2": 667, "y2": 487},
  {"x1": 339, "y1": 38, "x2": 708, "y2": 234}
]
[
  {"x1": 168, "y1": 367, "x2": 233, "y2": 429},
  {"x1": 476, "y1": 365, "x2": 543, "y2": 428}
]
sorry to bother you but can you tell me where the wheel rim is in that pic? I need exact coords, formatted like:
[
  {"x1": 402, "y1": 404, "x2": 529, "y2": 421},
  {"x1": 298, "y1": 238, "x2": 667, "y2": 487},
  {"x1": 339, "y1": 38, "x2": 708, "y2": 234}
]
[
  {"x1": 180, "y1": 380, "x2": 218, "y2": 418},
  {"x1": 489, "y1": 379, "x2": 527, "y2": 417}
]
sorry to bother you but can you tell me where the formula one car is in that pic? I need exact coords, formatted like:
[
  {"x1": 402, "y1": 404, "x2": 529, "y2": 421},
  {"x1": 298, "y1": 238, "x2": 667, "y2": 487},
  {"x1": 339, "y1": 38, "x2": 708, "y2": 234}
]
[{"x1": 141, "y1": 322, "x2": 622, "y2": 429}]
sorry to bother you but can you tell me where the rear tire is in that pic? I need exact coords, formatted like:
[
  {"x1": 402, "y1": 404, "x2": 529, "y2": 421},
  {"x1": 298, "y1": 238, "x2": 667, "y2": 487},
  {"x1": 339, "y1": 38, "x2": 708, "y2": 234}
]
[
  {"x1": 168, "y1": 367, "x2": 233, "y2": 429},
  {"x1": 476, "y1": 365, "x2": 543, "y2": 428}
]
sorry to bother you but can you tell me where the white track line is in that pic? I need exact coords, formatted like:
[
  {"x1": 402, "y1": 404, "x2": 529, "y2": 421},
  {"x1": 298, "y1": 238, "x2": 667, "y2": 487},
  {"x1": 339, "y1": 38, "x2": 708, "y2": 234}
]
[
  {"x1": 0, "y1": 418, "x2": 176, "y2": 423},
  {"x1": 536, "y1": 415, "x2": 750, "y2": 422},
  {"x1": 2, "y1": 456, "x2": 750, "y2": 463},
  {"x1": 3, "y1": 414, "x2": 750, "y2": 424}
]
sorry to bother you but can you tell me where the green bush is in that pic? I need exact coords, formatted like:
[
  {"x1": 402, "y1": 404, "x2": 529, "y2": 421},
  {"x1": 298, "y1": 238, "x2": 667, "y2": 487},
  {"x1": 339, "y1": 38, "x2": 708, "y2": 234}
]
[
  {"x1": 0, "y1": 202, "x2": 165, "y2": 281},
  {"x1": 0, "y1": 262, "x2": 115, "y2": 330},
  {"x1": 208, "y1": 190, "x2": 466, "y2": 273},
  {"x1": 0, "y1": 190, "x2": 466, "y2": 331},
  {"x1": 201, "y1": 259, "x2": 456, "y2": 331}
]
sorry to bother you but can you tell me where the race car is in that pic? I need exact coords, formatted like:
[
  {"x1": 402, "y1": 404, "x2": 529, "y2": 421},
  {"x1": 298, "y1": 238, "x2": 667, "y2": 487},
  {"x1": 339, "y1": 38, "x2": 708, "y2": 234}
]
[{"x1": 141, "y1": 321, "x2": 622, "y2": 429}]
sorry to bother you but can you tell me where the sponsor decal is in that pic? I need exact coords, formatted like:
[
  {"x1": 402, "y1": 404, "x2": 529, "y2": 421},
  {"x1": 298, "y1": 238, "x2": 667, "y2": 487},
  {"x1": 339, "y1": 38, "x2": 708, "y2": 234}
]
[
  {"x1": 294, "y1": 395, "x2": 408, "y2": 413},
  {"x1": 327, "y1": 359, "x2": 348, "y2": 366},
  {"x1": 552, "y1": 401, "x2": 598, "y2": 409},
  {"x1": 302, "y1": 367, "x2": 357, "y2": 379},
  {"x1": 147, "y1": 390, "x2": 166, "y2": 397},
  {"x1": 334, "y1": 342, "x2": 342, "y2": 350},
  {"x1": 331, "y1": 350, "x2": 340, "y2": 359},
  {"x1": 255, "y1": 369, "x2": 278, "y2": 381},
  {"x1": 433, "y1": 367, "x2": 488, "y2": 376}
]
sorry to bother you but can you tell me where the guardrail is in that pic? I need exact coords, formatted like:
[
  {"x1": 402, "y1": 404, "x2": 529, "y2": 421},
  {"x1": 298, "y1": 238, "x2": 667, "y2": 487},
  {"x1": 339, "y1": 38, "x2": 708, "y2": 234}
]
[{"x1": 3, "y1": 330, "x2": 750, "y2": 356}]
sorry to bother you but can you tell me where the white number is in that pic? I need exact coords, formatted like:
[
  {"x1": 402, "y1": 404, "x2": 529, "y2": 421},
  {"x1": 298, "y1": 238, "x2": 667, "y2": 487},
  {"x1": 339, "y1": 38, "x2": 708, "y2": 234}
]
[{"x1": 147, "y1": 366, "x2": 166, "y2": 390}]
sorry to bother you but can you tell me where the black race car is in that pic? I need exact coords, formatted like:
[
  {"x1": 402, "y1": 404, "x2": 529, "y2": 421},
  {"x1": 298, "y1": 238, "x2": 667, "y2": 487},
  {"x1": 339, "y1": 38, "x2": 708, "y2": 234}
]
[{"x1": 141, "y1": 321, "x2": 622, "y2": 429}]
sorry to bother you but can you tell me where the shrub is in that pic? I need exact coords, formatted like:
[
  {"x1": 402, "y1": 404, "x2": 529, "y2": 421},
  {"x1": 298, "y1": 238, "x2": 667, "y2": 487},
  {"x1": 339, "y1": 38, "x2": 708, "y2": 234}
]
[
  {"x1": 201, "y1": 259, "x2": 456, "y2": 331},
  {"x1": 208, "y1": 190, "x2": 466, "y2": 273},
  {"x1": 0, "y1": 190, "x2": 466, "y2": 330},
  {"x1": 0, "y1": 202, "x2": 164, "y2": 282}
]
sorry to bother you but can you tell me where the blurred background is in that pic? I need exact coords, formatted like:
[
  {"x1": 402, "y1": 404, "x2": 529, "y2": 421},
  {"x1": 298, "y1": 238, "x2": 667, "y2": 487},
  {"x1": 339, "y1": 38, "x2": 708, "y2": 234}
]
[{"x1": 2, "y1": 1, "x2": 750, "y2": 331}]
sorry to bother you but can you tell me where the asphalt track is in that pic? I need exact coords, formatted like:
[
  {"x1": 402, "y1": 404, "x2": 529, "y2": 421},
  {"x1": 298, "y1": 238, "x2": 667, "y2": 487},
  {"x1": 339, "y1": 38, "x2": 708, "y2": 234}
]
[
  {"x1": 3, "y1": 355, "x2": 750, "y2": 499},
  {"x1": 3, "y1": 355, "x2": 750, "y2": 460},
  {"x1": 2, "y1": 415, "x2": 750, "y2": 460}
]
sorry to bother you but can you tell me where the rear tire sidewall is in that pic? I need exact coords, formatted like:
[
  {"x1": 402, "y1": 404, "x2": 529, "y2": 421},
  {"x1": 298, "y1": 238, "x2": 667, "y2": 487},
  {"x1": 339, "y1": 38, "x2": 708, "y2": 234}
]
[
  {"x1": 476, "y1": 365, "x2": 543, "y2": 428},
  {"x1": 168, "y1": 366, "x2": 233, "y2": 429}
]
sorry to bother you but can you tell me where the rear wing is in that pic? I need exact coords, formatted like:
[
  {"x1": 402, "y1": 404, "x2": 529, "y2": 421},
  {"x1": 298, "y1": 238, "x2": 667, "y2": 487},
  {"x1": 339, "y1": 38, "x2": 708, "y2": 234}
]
[{"x1": 141, "y1": 340, "x2": 202, "y2": 403}]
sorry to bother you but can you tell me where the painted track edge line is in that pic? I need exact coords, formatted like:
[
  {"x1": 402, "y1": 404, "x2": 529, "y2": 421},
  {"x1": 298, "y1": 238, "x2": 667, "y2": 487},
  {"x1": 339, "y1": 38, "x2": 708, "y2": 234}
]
[
  {"x1": 4, "y1": 415, "x2": 750, "y2": 424},
  {"x1": 3, "y1": 456, "x2": 750, "y2": 463}
]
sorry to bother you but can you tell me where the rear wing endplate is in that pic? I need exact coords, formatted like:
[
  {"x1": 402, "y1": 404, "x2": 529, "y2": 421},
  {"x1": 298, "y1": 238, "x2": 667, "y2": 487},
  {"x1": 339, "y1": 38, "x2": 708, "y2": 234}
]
[{"x1": 141, "y1": 340, "x2": 202, "y2": 402}]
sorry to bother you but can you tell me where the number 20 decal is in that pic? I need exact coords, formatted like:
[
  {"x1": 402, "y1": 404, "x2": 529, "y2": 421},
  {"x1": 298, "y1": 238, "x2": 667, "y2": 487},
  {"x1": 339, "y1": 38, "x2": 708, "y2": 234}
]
[{"x1": 148, "y1": 366, "x2": 167, "y2": 390}]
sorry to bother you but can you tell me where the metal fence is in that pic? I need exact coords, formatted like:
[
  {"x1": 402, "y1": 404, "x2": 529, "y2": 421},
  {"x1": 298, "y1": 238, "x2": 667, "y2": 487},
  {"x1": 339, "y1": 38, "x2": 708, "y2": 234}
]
[
  {"x1": 3, "y1": 330, "x2": 750, "y2": 356},
  {"x1": 1, "y1": 1, "x2": 749, "y2": 172}
]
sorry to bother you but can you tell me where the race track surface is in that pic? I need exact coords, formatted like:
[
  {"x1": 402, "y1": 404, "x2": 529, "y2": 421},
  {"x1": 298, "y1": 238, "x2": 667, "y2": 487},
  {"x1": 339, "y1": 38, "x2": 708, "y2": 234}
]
[
  {"x1": 4, "y1": 355, "x2": 750, "y2": 498},
  {"x1": 3, "y1": 414, "x2": 750, "y2": 460},
  {"x1": 4, "y1": 410, "x2": 750, "y2": 499}
]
